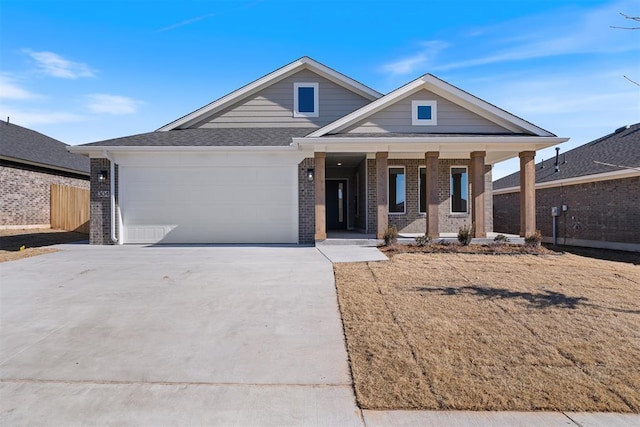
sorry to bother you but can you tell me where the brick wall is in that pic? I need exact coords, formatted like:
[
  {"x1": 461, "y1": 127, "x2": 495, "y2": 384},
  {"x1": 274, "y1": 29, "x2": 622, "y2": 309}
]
[
  {"x1": 493, "y1": 191, "x2": 520, "y2": 234},
  {"x1": 298, "y1": 158, "x2": 315, "y2": 244},
  {"x1": 0, "y1": 163, "x2": 89, "y2": 227},
  {"x1": 493, "y1": 176, "x2": 640, "y2": 244},
  {"x1": 89, "y1": 159, "x2": 116, "y2": 244},
  {"x1": 365, "y1": 158, "x2": 492, "y2": 235},
  {"x1": 366, "y1": 159, "x2": 377, "y2": 234}
]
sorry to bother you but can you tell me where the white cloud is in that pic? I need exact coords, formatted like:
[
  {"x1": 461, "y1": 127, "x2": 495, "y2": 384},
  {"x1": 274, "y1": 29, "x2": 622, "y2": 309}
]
[
  {"x1": 157, "y1": 13, "x2": 215, "y2": 32},
  {"x1": 0, "y1": 74, "x2": 40, "y2": 100},
  {"x1": 481, "y1": 65, "x2": 640, "y2": 180},
  {"x1": 382, "y1": 1, "x2": 639, "y2": 76},
  {"x1": 85, "y1": 94, "x2": 143, "y2": 115},
  {"x1": 0, "y1": 105, "x2": 85, "y2": 126},
  {"x1": 433, "y1": 1, "x2": 640, "y2": 72},
  {"x1": 24, "y1": 50, "x2": 96, "y2": 79},
  {"x1": 380, "y1": 41, "x2": 450, "y2": 76}
]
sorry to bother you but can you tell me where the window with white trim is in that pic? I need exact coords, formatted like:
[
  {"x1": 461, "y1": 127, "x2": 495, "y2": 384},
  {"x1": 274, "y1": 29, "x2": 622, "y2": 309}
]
[
  {"x1": 294, "y1": 83, "x2": 319, "y2": 117},
  {"x1": 412, "y1": 100, "x2": 437, "y2": 126},
  {"x1": 388, "y1": 167, "x2": 405, "y2": 214},
  {"x1": 450, "y1": 166, "x2": 468, "y2": 213}
]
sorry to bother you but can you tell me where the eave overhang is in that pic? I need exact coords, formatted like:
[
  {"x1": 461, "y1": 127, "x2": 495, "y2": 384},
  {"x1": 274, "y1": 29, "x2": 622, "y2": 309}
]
[
  {"x1": 68, "y1": 145, "x2": 298, "y2": 158},
  {"x1": 0, "y1": 154, "x2": 90, "y2": 176},
  {"x1": 293, "y1": 136, "x2": 569, "y2": 164}
]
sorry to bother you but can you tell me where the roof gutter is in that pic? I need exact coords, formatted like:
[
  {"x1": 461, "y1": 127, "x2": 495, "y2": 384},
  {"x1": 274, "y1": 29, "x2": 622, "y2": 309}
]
[
  {"x1": 69, "y1": 145, "x2": 298, "y2": 156},
  {"x1": 493, "y1": 168, "x2": 640, "y2": 195},
  {"x1": 103, "y1": 150, "x2": 121, "y2": 245},
  {"x1": 294, "y1": 136, "x2": 568, "y2": 145}
]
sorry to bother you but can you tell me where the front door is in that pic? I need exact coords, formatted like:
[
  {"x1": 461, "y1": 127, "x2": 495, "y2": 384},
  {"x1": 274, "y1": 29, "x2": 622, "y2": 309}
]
[{"x1": 326, "y1": 179, "x2": 347, "y2": 230}]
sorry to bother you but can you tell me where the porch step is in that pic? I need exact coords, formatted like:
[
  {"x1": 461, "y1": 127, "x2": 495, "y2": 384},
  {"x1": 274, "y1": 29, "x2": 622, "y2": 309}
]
[{"x1": 317, "y1": 238, "x2": 381, "y2": 247}]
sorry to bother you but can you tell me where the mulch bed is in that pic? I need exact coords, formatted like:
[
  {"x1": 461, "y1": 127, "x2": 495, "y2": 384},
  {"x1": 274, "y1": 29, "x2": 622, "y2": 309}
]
[{"x1": 0, "y1": 228, "x2": 88, "y2": 262}]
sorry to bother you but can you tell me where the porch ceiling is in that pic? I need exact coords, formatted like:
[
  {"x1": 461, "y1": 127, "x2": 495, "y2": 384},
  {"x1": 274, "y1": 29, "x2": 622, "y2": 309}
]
[{"x1": 325, "y1": 153, "x2": 365, "y2": 168}]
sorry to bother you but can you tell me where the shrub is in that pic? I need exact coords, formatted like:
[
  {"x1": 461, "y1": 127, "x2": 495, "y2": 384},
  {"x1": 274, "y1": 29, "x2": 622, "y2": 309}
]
[
  {"x1": 524, "y1": 230, "x2": 543, "y2": 247},
  {"x1": 493, "y1": 234, "x2": 510, "y2": 244},
  {"x1": 457, "y1": 224, "x2": 474, "y2": 246},
  {"x1": 415, "y1": 234, "x2": 431, "y2": 247},
  {"x1": 383, "y1": 225, "x2": 398, "y2": 246}
]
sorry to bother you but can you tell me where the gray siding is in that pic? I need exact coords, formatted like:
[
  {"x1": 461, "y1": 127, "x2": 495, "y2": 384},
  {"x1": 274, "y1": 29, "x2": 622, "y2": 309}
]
[
  {"x1": 195, "y1": 70, "x2": 371, "y2": 128},
  {"x1": 345, "y1": 89, "x2": 510, "y2": 134}
]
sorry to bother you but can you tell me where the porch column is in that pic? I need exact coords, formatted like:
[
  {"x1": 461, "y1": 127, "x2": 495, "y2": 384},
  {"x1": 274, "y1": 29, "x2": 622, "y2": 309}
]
[
  {"x1": 425, "y1": 151, "x2": 439, "y2": 238},
  {"x1": 471, "y1": 151, "x2": 486, "y2": 237},
  {"x1": 376, "y1": 152, "x2": 388, "y2": 239},
  {"x1": 314, "y1": 152, "x2": 326, "y2": 241},
  {"x1": 519, "y1": 151, "x2": 536, "y2": 236}
]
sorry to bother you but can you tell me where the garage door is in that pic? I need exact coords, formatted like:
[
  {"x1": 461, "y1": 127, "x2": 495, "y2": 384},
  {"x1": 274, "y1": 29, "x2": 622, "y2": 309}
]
[{"x1": 117, "y1": 153, "x2": 300, "y2": 244}]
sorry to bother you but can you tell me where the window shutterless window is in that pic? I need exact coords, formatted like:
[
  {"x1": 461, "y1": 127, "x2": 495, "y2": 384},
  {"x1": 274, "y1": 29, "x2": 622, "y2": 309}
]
[
  {"x1": 388, "y1": 167, "x2": 405, "y2": 214},
  {"x1": 293, "y1": 83, "x2": 319, "y2": 117},
  {"x1": 450, "y1": 166, "x2": 468, "y2": 213},
  {"x1": 412, "y1": 100, "x2": 437, "y2": 126}
]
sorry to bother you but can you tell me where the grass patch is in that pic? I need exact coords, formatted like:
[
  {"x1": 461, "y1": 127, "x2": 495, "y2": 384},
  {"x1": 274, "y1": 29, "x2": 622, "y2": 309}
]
[{"x1": 334, "y1": 251, "x2": 640, "y2": 412}]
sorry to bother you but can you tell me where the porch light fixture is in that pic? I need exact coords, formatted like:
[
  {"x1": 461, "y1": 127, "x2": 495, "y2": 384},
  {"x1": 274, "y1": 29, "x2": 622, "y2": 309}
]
[
  {"x1": 98, "y1": 170, "x2": 108, "y2": 184},
  {"x1": 306, "y1": 168, "x2": 314, "y2": 182}
]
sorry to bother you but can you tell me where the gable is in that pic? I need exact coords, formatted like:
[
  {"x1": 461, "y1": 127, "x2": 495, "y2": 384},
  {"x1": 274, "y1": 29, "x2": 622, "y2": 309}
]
[
  {"x1": 342, "y1": 88, "x2": 512, "y2": 135},
  {"x1": 158, "y1": 57, "x2": 381, "y2": 131},
  {"x1": 191, "y1": 69, "x2": 373, "y2": 129},
  {"x1": 308, "y1": 74, "x2": 554, "y2": 138}
]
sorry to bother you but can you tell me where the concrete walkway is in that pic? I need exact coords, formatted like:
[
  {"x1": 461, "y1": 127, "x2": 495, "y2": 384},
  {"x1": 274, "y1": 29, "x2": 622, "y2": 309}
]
[{"x1": 1, "y1": 244, "x2": 638, "y2": 426}]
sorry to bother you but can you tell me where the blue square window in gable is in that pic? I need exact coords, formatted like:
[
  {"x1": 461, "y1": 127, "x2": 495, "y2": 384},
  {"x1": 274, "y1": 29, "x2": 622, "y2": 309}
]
[
  {"x1": 417, "y1": 105, "x2": 432, "y2": 120},
  {"x1": 298, "y1": 87, "x2": 315, "y2": 113}
]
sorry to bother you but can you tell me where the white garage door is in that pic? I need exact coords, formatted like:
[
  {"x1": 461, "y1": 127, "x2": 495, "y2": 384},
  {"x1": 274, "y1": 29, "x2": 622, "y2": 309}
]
[{"x1": 117, "y1": 152, "x2": 300, "y2": 244}]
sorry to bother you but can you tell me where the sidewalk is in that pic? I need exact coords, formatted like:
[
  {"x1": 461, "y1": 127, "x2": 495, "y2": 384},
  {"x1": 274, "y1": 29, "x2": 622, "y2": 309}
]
[{"x1": 363, "y1": 410, "x2": 639, "y2": 426}]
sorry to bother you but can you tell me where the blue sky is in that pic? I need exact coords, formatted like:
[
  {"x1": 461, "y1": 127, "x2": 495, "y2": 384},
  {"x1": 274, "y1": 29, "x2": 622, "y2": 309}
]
[{"x1": 1, "y1": 0, "x2": 638, "y2": 179}]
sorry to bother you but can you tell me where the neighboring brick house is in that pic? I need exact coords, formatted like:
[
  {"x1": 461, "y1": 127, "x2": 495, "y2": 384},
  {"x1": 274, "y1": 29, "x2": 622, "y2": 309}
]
[
  {"x1": 493, "y1": 123, "x2": 640, "y2": 252},
  {"x1": 70, "y1": 57, "x2": 567, "y2": 245},
  {"x1": 0, "y1": 121, "x2": 90, "y2": 228}
]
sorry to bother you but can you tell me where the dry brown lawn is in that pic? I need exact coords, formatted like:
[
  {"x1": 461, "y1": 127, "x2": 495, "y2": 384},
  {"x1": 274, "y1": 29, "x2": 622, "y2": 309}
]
[
  {"x1": 0, "y1": 228, "x2": 88, "y2": 262},
  {"x1": 334, "y1": 250, "x2": 640, "y2": 412}
]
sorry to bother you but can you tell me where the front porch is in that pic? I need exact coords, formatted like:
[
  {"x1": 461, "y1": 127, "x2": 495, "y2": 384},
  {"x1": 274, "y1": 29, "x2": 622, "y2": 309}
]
[{"x1": 309, "y1": 148, "x2": 539, "y2": 244}]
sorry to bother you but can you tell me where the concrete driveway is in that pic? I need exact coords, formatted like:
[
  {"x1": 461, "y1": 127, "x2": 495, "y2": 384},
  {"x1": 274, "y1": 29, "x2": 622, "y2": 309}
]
[{"x1": 1, "y1": 245, "x2": 361, "y2": 426}]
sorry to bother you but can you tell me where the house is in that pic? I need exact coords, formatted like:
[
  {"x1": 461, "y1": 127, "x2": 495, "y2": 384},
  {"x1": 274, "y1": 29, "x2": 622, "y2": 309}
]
[
  {"x1": 69, "y1": 57, "x2": 567, "y2": 245},
  {"x1": 0, "y1": 121, "x2": 90, "y2": 229},
  {"x1": 493, "y1": 123, "x2": 640, "y2": 252}
]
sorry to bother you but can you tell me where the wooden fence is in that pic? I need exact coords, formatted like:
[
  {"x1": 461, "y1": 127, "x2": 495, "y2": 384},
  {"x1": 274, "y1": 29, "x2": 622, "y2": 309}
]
[{"x1": 50, "y1": 184, "x2": 90, "y2": 233}]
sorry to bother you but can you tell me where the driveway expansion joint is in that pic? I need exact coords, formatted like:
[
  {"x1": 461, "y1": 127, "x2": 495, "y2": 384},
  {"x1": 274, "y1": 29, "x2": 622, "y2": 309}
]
[{"x1": 0, "y1": 378, "x2": 353, "y2": 388}]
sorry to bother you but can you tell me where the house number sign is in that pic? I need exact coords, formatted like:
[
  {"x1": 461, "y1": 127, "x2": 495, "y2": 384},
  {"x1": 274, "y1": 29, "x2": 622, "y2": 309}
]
[{"x1": 97, "y1": 190, "x2": 110, "y2": 198}]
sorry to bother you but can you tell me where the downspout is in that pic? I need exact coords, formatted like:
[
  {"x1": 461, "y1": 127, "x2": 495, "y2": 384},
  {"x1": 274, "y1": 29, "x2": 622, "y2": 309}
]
[{"x1": 103, "y1": 150, "x2": 120, "y2": 244}]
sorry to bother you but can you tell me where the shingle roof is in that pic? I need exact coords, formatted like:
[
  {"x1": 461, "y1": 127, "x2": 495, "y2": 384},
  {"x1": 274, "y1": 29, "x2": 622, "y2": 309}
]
[
  {"x1": 80, "y1": 127, "x2": 315, "y2": 147},
  {"x1": 494, "y1": 123, "x2": 640, "y2": 189},
  {"x1": 0, "y1": 122, "x2": 89, "y2": 174}
]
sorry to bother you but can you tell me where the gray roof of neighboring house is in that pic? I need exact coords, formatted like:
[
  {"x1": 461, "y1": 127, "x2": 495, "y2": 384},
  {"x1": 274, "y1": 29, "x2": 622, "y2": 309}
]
[
  {"x1": 0, "y1": 122, "x2": 90, "y2": 175},
  {"x1": 494, "y1": 123, "x2": 640, "y2": 189},
  {"x1": 80, "y1": 127, "x2": 315, "y2": 147}
]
